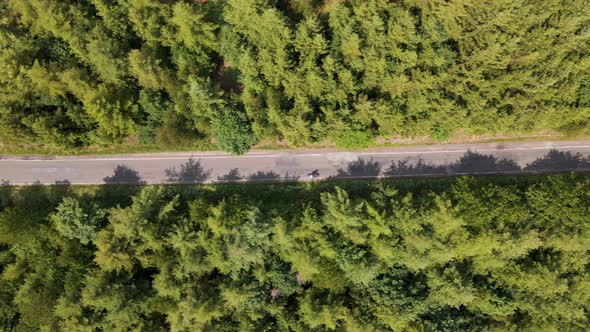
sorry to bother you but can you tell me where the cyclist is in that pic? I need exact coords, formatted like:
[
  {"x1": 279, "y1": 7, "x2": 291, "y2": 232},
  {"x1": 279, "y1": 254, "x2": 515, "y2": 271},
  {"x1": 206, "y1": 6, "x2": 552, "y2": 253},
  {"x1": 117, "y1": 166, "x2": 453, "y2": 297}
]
[{"x1": 307, "y1": 170, "x2": 320, "y2": 180}]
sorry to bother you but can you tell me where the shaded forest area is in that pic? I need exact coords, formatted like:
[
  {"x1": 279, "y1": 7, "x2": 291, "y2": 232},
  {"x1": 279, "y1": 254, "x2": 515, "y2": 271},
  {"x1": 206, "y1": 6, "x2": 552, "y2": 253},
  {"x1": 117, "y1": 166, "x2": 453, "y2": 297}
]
[
  {"x1": 0, "y1": 174, "x2": 589, "y2": 330},
  {"x1": 1, "y1": 0, "x2": 590, "y2": 154}
]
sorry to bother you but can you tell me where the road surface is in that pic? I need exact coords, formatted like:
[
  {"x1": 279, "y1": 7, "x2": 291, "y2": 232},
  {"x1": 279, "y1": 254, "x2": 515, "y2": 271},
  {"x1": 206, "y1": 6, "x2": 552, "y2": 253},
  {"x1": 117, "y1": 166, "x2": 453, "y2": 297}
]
[{"x1": 1, "y1": 140, "x2": 590, "y2": 185}]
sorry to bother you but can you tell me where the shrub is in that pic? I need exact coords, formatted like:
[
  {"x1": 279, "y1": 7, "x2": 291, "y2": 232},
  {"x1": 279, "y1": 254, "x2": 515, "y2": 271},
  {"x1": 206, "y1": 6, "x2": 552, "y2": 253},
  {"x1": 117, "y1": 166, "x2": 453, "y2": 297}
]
[
  {"x1": 211, "y1": 110, "x2": 257, "y2": 155},
  {"x1": 333, "y1": 130, "x2": 374, "y2": 149}
]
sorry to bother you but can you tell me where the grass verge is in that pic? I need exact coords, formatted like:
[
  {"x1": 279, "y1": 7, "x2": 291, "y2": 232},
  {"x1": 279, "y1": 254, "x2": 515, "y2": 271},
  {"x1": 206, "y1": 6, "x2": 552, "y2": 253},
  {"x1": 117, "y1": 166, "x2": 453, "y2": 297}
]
[{"x1": 1, "y1": 130, "x2": 589, "y2": 156}]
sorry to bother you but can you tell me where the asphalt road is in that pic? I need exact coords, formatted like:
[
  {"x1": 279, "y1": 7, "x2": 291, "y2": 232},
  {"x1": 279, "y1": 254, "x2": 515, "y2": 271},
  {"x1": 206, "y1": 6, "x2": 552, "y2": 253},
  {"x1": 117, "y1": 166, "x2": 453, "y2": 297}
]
[{"x1": 1, "y1": 140, "x2": 590, "y2": 185}]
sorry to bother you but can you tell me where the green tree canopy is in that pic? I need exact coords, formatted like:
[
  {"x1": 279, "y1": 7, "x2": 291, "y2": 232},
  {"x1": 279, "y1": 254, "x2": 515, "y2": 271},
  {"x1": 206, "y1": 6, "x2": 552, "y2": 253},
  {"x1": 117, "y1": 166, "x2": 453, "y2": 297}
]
[
  {"x1": 0, "y1": 174, "x2": 589, "y2": 330},
  {"x1": 1, "y1": 0, "x2": 589, "y2": 152}
]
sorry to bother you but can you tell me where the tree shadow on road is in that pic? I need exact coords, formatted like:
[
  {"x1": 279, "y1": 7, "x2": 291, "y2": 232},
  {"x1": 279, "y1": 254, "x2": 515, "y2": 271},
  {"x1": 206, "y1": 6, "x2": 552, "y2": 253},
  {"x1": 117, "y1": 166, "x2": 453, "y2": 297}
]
[
  {"x1": 55, "y1": 179, "x2": 71, "y2": 186},
  {"x1": 449, "y1": 151, "x2": 521, "y2": 174},
  {"x1": 382, "y1": 149, "x2": 590, "y2": 179},
  {"x1": 246, "y1": 170, "x2": 300, "y2": 182},
  {"x1": 384, "y1": 151, "x2": 522, "y2": 178},
  {"x1": 281, "y1": 172, "x2": 300, "y2": 181},
  {"x1": 247, "y1": 171, "x2": 281, "y2": 181},
  {"x1": 384, "y1": 159, "x2": 447, "y2": 176},
  {"x1": 218, "y1": 168, "x2": 243, "y2": 182},
  {"x1": 99, "y1": 165, "x2": 145, "y2": 205},
  {"x1": 333, "y1": 158, "x2": 381, "y2": 179},
  {"x1": 165, "y1": 159, "x2": 210, "y2": 184},
  {"x1": 524, "y1": 150, "x2": 590, "y2": 172},
  {"x1": 103, "y1": 165, "x2": 146, "y2": 184}
]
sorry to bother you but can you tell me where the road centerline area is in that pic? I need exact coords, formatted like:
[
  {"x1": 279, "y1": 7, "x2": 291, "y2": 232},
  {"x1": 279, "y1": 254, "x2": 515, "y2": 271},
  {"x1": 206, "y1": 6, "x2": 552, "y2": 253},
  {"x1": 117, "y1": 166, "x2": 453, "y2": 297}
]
[{"x1": 1, "y1": 140, "x2": 589, "y2": 185}]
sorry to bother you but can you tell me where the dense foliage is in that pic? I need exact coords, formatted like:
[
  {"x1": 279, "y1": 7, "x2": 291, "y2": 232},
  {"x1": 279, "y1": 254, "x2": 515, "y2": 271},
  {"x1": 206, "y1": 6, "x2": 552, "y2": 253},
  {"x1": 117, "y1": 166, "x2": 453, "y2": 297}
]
[
  {"x1": 211, "y1": 108, "x2": 258, "y2": 155},
  {"x1": 1, "y1": 0, "x2": 590, "y2": 153},
  {"x1": 0, "y1": 174, "x2": 589, "y2": 330}
]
